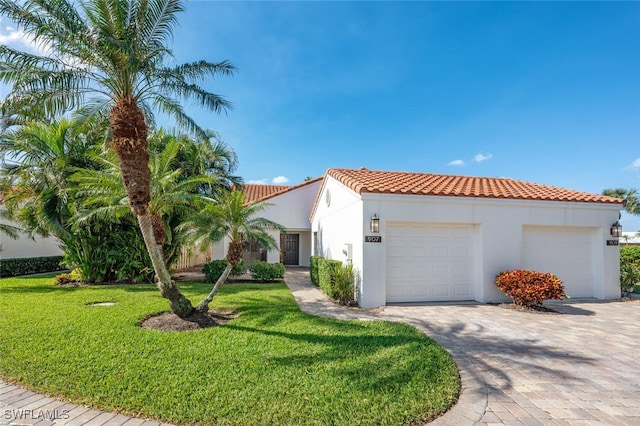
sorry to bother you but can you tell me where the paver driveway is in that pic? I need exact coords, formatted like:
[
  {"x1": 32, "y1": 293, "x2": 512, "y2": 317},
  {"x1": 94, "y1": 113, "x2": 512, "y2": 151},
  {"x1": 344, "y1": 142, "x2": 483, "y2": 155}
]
[
  {"x1": 383, "y1": 302, "x2": 640, "y2": 425},
  {"x1": 286, "y1": 268, "x2": 640, "y2": 425}
]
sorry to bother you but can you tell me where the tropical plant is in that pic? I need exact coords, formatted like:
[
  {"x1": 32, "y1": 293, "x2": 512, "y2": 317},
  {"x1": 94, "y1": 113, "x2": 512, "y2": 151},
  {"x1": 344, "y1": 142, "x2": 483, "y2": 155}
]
[
  {"x1": 0, "y1": 0, "x2": 235, "y2": 317},
  {"x1": 495, "y1": 269, "x2": 568, "y2": 307},
  {"x1": 602, "y1": 188, "x2": 639, "y2": 215},
  {"x1": 0, "y1": 118, "x2": 97, "y2": 241},
  {"x1": 70, "y1": 134, "x2": 216, "y2": 268},
  {"x1": 180, "y1": 189, "x2": 284, "y2": 312}
]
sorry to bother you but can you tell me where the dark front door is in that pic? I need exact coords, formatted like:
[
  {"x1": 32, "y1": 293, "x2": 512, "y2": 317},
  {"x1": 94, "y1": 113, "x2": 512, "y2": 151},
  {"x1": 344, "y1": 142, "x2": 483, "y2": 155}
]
[{"x1": 282, "y1": 234, "x2": 299, "y2": 265}]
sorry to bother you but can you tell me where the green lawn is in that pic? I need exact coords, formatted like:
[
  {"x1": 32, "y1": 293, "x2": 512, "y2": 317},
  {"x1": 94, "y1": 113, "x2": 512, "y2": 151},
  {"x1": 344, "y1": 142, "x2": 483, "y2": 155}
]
[{"x1": 0, "y1": 275, "x2": 459, "y2": 425}]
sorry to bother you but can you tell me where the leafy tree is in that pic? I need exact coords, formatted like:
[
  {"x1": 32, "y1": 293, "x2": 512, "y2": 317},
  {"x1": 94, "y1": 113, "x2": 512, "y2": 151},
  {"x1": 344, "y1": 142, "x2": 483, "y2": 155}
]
[
  {"x1": 0, "y1": 0, "x2": 235, "y2": 317},
  {"x1": 602, "y1": 188, "x2": 639, "y2": 215},
  {"x1": 180, "y1": 189, "x2": 284, "y2": 313}
]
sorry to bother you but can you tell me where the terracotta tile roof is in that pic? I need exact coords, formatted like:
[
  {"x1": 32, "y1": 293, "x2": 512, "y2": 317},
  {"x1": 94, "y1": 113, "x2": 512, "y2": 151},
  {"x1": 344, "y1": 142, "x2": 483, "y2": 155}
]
[
  {"x1": 241, "y1": 177, "x2": 323, "y2": 204},
  {"x1": 326, "y1": 168, "x2": 624, "y2": 204},
  {"x1": 241, "y1": 184, "x2": 290, "y2": 204}
]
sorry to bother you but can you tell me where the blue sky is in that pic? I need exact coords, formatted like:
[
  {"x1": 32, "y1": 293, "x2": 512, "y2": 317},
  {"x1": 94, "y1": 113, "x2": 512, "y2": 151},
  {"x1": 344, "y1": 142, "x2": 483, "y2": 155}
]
[{"x1": 1, "y1": 1, "x2": 639, "y2": 229}]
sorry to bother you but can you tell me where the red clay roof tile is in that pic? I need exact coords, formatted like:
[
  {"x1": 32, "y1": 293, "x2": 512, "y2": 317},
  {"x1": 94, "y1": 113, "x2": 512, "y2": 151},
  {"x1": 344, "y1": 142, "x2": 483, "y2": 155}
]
[
  {"x1": 240, "y1": 177, "x2": 323, "y2": 204},
  {"x1": 326, "y1": 168, "x2": 624, "y2": 204}
]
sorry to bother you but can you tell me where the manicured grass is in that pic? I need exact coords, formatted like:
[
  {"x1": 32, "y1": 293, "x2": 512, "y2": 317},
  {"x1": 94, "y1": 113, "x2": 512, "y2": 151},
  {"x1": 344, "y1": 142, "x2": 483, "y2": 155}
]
[{"x1": 0, "y1": 275, "x2": 459, "y2": 425}]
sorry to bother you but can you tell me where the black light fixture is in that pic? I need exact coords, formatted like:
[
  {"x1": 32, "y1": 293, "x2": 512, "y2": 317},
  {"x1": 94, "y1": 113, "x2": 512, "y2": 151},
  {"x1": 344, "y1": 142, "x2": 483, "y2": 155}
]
[
  {"x1": 370, "y1": 214, "x2": 380, "y2": 233},
  {"x1": 610, "y1": 220, "x2": 622, "y2": 238}
]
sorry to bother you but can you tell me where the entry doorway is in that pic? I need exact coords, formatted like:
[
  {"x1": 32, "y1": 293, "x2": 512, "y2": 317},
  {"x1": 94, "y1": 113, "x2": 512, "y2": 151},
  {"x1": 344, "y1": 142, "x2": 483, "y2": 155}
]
[{"x1": 281, "y1": 234, "x2": 300, "y2": 265}]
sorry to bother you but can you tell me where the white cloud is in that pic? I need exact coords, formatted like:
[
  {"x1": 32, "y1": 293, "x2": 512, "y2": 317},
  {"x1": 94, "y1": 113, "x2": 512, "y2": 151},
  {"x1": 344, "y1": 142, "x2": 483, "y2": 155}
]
[
  {"x1": 625, "y1": 158, "x2": 640, "y2": 170},
  {"x1": 473, "y1": 153, "x2": 493, "y2": 163},
  {"x1": 448, "y1": 159, "x2": 465, "y2": 166},
  {"x1": 272, "y1": 175, "x2": 289, "y2": 184},
  {"x1": 0, "y1": 20, "x2": 43, "y2": 54},
  {"x1": 246, "y1": 179, "x2": 268, "y2": 185}
]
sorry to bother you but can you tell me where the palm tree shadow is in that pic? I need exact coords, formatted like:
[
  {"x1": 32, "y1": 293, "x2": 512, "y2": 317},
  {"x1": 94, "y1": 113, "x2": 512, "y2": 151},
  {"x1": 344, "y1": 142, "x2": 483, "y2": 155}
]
[{"x1": 398, "y1": 318, "x2": 597, "y2": 393}]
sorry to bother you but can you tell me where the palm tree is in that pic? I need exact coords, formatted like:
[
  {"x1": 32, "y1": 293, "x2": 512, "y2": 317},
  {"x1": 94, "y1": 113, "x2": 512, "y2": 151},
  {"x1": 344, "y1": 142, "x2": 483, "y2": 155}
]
[
  {"x1": 603, "y1": 188, "x2": 639, "y2": 215},
  {"x1": 71, "y1": 133, "x2": 215, "y2": 266},
  {"x1": 181, "y1": 189, "x2": 284, "y2": 313},
  {"x1": 0, "y1": 118, "x2": 96, "y2": 241},
  {"x1": 0, "y1": 0, "x2": 235, "y2": 317}
]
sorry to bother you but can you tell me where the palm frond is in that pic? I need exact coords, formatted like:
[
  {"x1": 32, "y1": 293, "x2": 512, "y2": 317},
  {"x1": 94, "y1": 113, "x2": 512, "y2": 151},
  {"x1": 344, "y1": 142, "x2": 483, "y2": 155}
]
[{"x1": 138, "y1": 0, "x2": 184, "y2": 49}]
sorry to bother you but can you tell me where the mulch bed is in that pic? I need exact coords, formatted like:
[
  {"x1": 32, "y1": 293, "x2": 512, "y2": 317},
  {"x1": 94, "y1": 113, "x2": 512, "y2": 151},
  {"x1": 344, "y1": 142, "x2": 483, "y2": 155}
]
[{"x1": 140, "y1": 311, "x2": 239, "y2": 331}]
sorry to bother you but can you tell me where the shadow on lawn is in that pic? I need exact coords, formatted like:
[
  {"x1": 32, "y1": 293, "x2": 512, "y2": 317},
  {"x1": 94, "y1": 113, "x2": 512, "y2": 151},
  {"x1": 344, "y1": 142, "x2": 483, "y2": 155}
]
[{"x1": 224, "y1": 322, "x2": 443, "y2": 393}]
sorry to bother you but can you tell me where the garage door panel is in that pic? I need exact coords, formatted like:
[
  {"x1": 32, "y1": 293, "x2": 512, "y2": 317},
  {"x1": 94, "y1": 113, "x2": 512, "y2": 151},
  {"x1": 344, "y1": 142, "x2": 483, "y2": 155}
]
[
  {"x1": 522, "y1": 227, "x2": 594, "y2": 298},
  {"x1": 386, "y1": 223, "x2": 475, "y2": 303}
]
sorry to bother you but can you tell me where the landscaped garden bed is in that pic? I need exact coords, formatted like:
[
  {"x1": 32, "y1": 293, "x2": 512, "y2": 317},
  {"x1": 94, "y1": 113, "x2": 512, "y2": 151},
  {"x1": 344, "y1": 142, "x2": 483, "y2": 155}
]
[{"x1": 0, "y1": 275, "x2": 459, "y2": 425}]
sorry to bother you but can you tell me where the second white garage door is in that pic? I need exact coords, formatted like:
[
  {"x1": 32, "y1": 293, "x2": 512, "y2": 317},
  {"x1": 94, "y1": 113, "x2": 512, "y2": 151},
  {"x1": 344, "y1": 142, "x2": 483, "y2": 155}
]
[
  {"x1": 522, "y1": 226, "x2": 595, "y2": 298},
  {"x1": 386, "y1": 223, "x2": 476, "y2": 303}
]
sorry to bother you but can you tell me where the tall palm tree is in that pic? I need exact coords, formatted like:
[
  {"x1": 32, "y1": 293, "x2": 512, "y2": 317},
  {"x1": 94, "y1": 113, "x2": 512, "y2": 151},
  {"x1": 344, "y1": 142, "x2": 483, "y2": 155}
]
[
  {"x1": 181, "y1": 189, "x2": 284, "y2": 313},
  {"x1": 0, "y1": 0, "x2": 235, "y2": 317}
]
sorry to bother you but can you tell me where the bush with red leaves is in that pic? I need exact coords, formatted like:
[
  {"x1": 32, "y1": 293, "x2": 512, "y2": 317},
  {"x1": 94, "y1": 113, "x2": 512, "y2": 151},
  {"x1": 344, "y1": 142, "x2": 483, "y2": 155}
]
[{"x1": 495, "y1": 269, "x2": 568, "y2": 307}]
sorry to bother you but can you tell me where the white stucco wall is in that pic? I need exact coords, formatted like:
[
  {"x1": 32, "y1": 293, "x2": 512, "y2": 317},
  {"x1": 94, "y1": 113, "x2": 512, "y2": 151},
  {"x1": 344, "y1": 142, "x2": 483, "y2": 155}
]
[
  {"x1": 311, "y1": 176, "x2": 365, "y2": 294},
  {"x1": 0, "y1": 213, "x2": 62, "y2": 259},
  {"x1": 313, "y1": 186, "x2": 622, "y2": 309}
]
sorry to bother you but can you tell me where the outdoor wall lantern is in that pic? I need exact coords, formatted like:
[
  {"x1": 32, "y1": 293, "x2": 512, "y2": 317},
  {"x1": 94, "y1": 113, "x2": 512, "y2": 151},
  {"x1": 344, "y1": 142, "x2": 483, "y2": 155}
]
[
  {"x1": 370, "y1": 214, "x2": 380, "y2": 233},
  {"x1": 610, "y1": 220, "x2": 622, "y2": 238}
]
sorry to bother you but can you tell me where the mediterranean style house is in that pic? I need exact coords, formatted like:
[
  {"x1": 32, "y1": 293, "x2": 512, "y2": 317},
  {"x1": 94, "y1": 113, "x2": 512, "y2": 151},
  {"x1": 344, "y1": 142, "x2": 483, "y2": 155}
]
[{"x1": 214, "y1": 168, "x2": 623, "y2": 308}]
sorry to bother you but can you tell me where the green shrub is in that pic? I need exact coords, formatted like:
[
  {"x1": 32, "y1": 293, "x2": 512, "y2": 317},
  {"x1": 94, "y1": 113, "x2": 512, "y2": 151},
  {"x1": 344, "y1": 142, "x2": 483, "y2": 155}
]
[
  {"x1": 202, "y1": 259, "x2": 245, "y2": 283},
  {"x1": 310, "y1": 256, "x2": 324, "y2": 286},
  {"x1": 0, "y1": 256, "x2": 66, "y2": 278},
  {"x1": 495, "y1": 269, "x2": 568, "y2": 307},
  {"x1": 620, "y1": 245, "x2": 640, "y2": 266},
  {"x1": 619, "y1": 246, "x2": 640, "y2": 295},
  {"x1": 333, "y1": 263, "x2": 356, "y2": 306},
  {"x1": 249, "y1": 261, "x2": 285, "y2": 281},
  {"x1": 62, "y1": 223, "x2": 153, "y2": 283},
  {"x1": 318, "y1": 259, "x2": 342, "y2": 298}
]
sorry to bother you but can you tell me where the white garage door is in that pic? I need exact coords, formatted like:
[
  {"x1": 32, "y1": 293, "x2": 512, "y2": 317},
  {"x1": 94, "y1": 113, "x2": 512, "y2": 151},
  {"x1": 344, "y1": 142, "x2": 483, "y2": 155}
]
[
  {"x1": 522, "y1": 227, "x2": 595, "y2": 298},
  {"x1": 386, "y1": 223, "x2": 475, "y2": 303}
]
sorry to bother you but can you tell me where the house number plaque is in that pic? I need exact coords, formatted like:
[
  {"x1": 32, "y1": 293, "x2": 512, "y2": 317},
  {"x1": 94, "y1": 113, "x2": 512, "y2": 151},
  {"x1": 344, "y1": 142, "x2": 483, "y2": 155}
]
[
  {"x1": 606, "y1": 240, "x2": 619, "y2": 246},
  {"x1": 365, "y1": 236, "x2": 382, "y2": 243}
]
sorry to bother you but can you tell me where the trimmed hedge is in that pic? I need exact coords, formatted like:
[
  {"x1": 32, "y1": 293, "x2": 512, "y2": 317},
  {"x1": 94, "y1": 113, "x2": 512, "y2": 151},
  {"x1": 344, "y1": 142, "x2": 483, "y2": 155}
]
[
  {"x1": 620, "y1": 245, "x2": 640, "y2": 267},
  {"x1": 202, "y1": 259, "x2": 245, "y2": 283},
  {"x1": 318, "y1": 259, "x2": 343, "y2": 299},
  {"x1": 249, "y1": 261, "x2": 285, "y2": 281},
  {"x1": 495, "y1": 269, "x2": 568, "y2": 307},
  {"x1": 620, "y1": 245, "x2": 640, "y2": 295},
  {"x1": 0, "y1": 256, "x2": 66, "y2": 278},
  {"x1": 310, "y1": 256, "x2": 323, "y2": 286}
]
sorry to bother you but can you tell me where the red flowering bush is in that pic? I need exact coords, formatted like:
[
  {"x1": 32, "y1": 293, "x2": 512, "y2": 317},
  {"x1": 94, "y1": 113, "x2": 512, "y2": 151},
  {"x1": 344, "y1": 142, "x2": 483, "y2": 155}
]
[{"x1": 495, "y1": 269, "x2": 568, "y2": 307}]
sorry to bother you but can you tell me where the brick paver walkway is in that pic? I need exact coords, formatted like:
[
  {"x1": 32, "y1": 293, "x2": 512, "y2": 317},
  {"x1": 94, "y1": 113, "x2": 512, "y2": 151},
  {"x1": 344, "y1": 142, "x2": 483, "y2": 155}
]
[
  {"x1": 285, "y1": 267, "x2": 640, "y2": 425},
  {"x1": 2, "y1": 268, "x2": 639, "y2": 425}
]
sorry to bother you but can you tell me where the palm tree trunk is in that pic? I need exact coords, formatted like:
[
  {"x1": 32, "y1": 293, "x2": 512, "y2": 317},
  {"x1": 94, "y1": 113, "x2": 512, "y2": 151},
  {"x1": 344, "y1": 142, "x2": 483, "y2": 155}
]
[
  {"x1": 196, "y1": 263, "x2": 232, "y2": 313},
  {"x1": 138, "y1": 214, "x2": 194, "y2": 317},
  {"x1": 110, "y1": 97, "x2": 193, "y2": 318}
]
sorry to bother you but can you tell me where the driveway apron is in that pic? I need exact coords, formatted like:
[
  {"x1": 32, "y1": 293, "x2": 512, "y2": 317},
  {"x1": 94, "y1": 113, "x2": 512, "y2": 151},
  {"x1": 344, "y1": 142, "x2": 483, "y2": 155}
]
[{"x1": 285, "y1": 267, "x2": 640, "y2": 426}]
